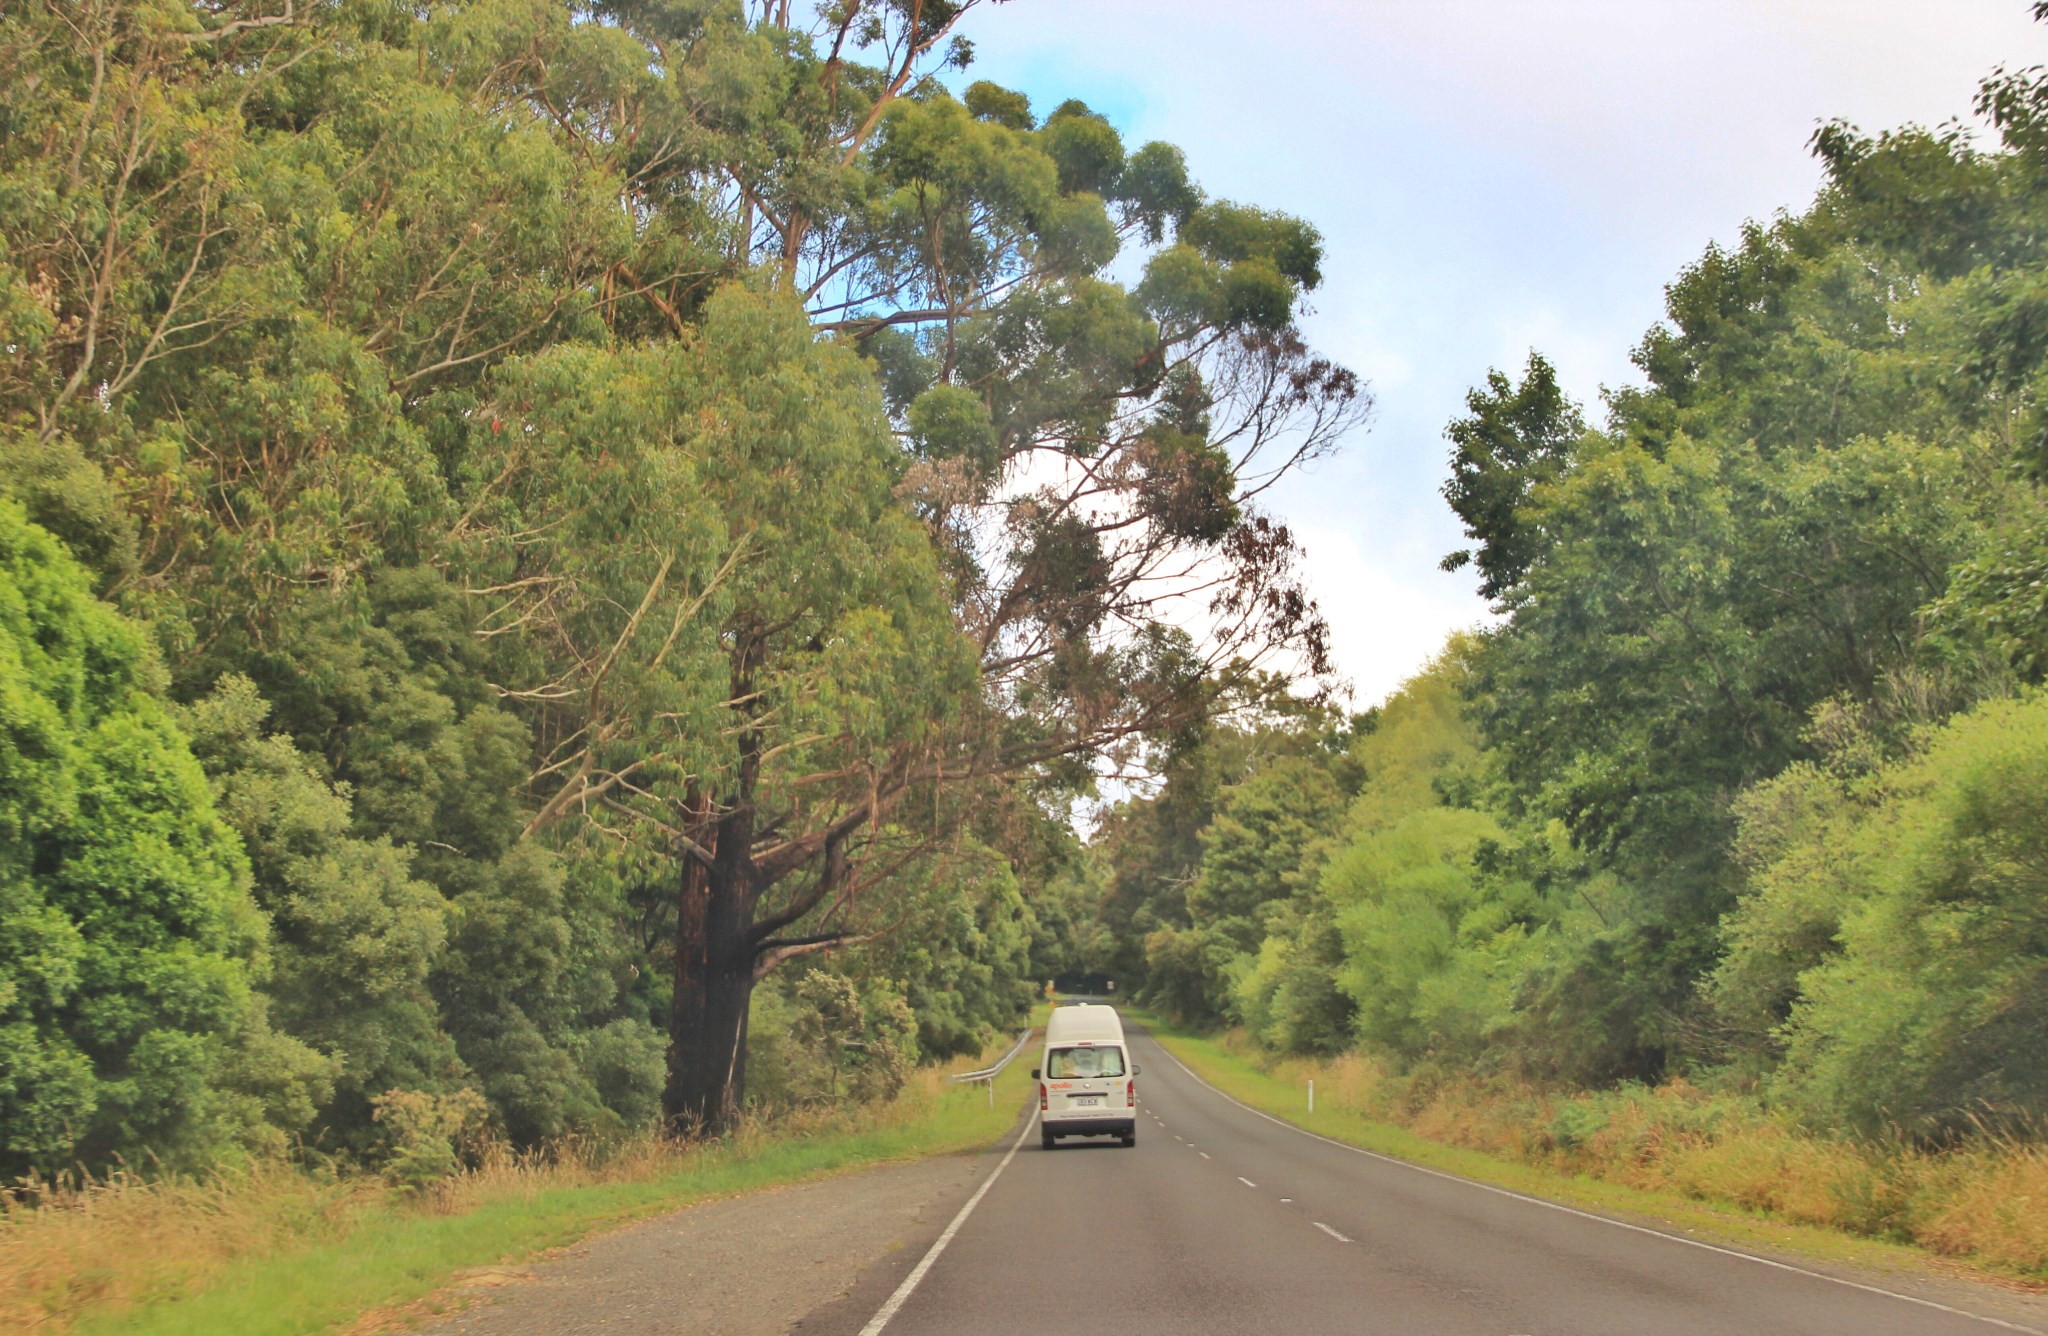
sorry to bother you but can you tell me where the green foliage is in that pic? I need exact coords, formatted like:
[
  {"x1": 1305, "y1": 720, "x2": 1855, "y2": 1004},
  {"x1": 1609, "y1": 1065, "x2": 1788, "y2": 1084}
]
[
  {"x1": 1231, "y1": 904, "x2": 1353, "y2": 1055},
  {"x1": 747, "y1": 969, "x2": 919, "y2": 1109},
  {"x1": 1464, "y1": 177, "x2": 2020, "y2": 1075},
  {"x1": 178, "y1": 677, "x2": 455, "y2": 1134},
  {"x1": 1730, "y1": 694, "x2": 2048, "y2": 1137},
  {"x1": 1344, "y1": 640, "x2": 1481, "y2": 831},
  {"x1": 1090, "y1": 44, "x2": 2048, "y2": 1150},
  {"x1": 963, "y1": 80, "x2": 1034, "y2": 131},
  {"x1": 369, "y1": 1087, "x2": 492, "y2": 1192},
  {"x1": 575, "y1": 1019, "x2": 669, "y2": 1132},
  {"x1": 842, "y1": 839, "x2": 1037, "y2": 1059},
  {"x1": 0, "y1": 0, "x2": 1354, "y2": 1168},
  {"x1": 1439, "y1": 353, "x2": 1583, "y2": 601},
  {"x1": 1293, "y1": 649, "x2": 1558, "y2": 1066},
  {"x1": 0, "y1": 499, "x2": 321, "y2": 1174},
  {"x1": 1706, "y1": 716, "x2": 1879, "y2": 1080},
  {"x1": 1328, "y1": 806, "x2": 1516, "y2": 1058},
  {"x1": 907, "y1": 383, "x2": 1001, "y2": 479},
  {"x1": 469, "y1": 277, "x2": 978, "y2": 847},
  {"x1": 1187, "y1": 755, "x2": 1345, "y2": 953},
  {"x1": 1113, "y1": 697, "x2": 1361, "y2": 1025}
]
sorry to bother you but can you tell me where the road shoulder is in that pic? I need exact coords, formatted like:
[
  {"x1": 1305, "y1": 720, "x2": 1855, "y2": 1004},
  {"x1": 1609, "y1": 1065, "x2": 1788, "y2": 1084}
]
[{"x1": 396, "y1": 1153, "x2": 985, "y2": 1336}]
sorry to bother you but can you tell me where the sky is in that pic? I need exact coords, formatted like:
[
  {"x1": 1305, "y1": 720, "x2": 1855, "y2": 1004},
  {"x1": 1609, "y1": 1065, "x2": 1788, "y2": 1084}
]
[{"x1": 948, "y1": 0, "x2": 2048, "y2": 706}]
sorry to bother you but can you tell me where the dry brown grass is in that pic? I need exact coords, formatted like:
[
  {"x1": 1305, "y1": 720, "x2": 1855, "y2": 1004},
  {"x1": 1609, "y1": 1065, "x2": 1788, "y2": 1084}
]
[
  {"x1": 0, "y1": 1141, "x2": 747, "y2": 1333},
  {"x1": 1913, "y1": 1141, "x2": 2048, "y2": 1273},
  {"x1": 1219, "y1": 1030, "x2": 2048, "y2": 1279},
  {"x1": 0, "y1": 1163, "x2": 372, "y2": 1332}
]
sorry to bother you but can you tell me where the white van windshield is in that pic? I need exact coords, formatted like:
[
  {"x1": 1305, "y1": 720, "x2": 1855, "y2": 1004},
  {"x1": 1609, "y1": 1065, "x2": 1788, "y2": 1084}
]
[{"x1": 1046, "y1": 1046, "x2": 1126, "y2": 1079}]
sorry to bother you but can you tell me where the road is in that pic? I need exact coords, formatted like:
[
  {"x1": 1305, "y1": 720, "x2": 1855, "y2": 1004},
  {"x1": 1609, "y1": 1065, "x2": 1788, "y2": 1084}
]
[{"x1": 805, "y1": 1023, "x2": 2048, "y2": 1336}]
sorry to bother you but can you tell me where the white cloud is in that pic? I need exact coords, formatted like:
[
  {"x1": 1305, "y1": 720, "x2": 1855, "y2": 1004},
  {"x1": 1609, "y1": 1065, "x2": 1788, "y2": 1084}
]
[
  {"x1": 950, "y1": 0, "x2": 2048, "y2": 696},
  {"x1": 1291, "y1": 522, "x2": 1494, "y2": 708}
]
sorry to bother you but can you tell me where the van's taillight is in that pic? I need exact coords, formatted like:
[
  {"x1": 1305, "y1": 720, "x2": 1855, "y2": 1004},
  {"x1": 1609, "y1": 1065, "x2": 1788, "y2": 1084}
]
[
  {"x1": 1039, "y1": 1083, "x2": 1048, "y2": 1112},
  {"x1": 1127, "y1": 1080, "x2": 1136, "y2": 1107}
]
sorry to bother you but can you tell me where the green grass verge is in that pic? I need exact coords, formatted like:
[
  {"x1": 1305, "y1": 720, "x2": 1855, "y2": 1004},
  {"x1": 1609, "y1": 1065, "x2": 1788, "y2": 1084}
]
[
  {"x1": 1130, "y1": 1012, "x2": 2017, "y2": 1285},
  {"x1": 73, "y1": 1034, "x2": 1039, "y2": 1336}
]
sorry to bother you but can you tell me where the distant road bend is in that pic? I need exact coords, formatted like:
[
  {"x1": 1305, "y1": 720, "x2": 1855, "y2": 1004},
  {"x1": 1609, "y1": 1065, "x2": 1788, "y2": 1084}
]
[{"x1": 814, "y1": 1024, "x2": 2048, "y2": 1336}]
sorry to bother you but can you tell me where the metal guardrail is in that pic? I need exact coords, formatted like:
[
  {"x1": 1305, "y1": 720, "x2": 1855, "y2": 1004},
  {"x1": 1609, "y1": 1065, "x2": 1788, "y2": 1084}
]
[{"x1": 950, "y1": 1024, "x2": 1036, "y2": 1105}]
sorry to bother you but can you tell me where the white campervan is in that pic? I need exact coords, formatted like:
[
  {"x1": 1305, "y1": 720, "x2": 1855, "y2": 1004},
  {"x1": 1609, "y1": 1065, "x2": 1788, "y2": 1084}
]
[{"x1": 1033, "y1": 1003, "x2": 1138, "y2": 1149}]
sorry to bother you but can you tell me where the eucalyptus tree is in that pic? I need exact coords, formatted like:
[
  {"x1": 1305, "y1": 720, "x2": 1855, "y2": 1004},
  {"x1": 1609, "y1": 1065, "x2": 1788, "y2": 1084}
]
[
  {"x1": 1, "y1": 0, "x2": 1365, "y2": 1137},
  {"x1": 458, "y1": 0, "x2": 1369, "y2": 1131},
  {"x1": 465, "y1": 283, "x2": 981, "y2": 1132}
]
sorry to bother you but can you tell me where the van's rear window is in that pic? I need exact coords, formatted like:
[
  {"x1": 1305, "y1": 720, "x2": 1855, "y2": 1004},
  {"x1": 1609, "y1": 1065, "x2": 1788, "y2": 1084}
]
[{"x1": 1046, "y1": 1046, "x2": 1126, "y2": 1078}]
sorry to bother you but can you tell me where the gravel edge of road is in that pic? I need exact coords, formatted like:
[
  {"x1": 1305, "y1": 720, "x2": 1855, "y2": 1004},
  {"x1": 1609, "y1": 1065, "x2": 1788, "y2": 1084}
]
[{"x1": 340, "y1": 1076, "x2": 1043, "y2": 1335}]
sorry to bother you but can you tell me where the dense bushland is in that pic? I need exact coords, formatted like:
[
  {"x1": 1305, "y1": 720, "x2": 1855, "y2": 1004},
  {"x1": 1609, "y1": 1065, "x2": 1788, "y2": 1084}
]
[
  {"x1": 0, "y1": 0, "x2": 1349, "y2": 1177},
  {"x1": 1098, "y1": 34, "x2": 2048, "y2": 1155}
]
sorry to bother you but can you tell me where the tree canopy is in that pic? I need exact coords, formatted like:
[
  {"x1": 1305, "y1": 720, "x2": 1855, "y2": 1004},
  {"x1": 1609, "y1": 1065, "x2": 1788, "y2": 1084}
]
[
  {"x1": 1087, "y1": 31, "x2": 2048, "y2": 1141},
  {"x1": 0, "y1": 0, "x2": 1357, "y2": 1166}
]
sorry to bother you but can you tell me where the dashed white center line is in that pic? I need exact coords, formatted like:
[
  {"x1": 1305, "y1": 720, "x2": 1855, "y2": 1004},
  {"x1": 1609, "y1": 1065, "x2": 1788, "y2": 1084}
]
[
  {"x1": 1280, "y1": 1198, "x2": 1292, "y2": 1204},
  {"x1": 1313, "y1": 1222, "x2": 1353, "y2": 1244},
  {"x1": 1199, "y1": 1151, "x2": 1212, "y2": 1160},
  {"x1": 1237, "y1": 1176, "x2": 1256, "y2": 1188}
]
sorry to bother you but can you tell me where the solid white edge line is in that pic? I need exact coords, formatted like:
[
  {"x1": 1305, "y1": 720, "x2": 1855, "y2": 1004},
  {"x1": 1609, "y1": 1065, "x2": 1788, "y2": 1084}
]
[
  {"x1": 1148, "y1": 1041, "x2": 2044, "y2": 1335},
  {"x1": 856, "y1": 1111, "x2": 1037, "y2": 1336}
]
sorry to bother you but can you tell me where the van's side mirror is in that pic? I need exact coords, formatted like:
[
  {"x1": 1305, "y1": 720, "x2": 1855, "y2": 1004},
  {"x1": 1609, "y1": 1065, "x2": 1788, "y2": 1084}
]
[
  {"x1": 1030, "y1": 1067, "x2": 1040, "y2": 1080},
  {"x1": 1134, "y1": 1065, "x2": 1142, "y2": 1076}
]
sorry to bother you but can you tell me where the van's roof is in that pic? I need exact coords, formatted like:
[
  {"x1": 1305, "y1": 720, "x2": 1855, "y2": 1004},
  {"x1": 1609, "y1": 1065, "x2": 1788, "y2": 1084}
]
[{"x1": 1044, "y1": 1003, "x2": 1125, "y2": 1044}]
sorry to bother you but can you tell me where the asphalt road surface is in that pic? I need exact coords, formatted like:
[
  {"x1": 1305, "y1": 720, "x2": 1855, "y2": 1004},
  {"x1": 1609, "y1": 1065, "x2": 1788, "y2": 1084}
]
[{"x1": 804, "y1": 1023, "x2": 2048, "y2": 1336}]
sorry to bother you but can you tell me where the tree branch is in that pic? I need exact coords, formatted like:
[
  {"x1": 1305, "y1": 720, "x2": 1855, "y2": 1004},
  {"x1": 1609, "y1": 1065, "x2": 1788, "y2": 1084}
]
[
  {"x1": 177, "y1": 0, "x2": 297, "y2": 44},
  {"x1": 752, "y1": 931, "x2": 872, "y2": 981}
]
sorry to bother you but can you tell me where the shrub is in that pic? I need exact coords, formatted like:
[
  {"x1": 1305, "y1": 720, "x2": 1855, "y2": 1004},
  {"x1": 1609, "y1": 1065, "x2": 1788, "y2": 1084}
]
[
  {"x1": 1723, "y1": 693, "x2": 2048, "y2": 1137},
  {"x1": 746, "y1": 970, "x2": 919, "y2": 1110},
  {"x1": 369, "y1": 1088, "x2": 493, "y2": 1192},
  {"x1": 0, "y1": 499, "x2": 325, "y2": 1175}
]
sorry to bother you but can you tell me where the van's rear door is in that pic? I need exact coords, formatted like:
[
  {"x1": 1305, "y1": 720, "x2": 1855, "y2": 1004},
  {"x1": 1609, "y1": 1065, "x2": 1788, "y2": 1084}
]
[{"x1": 1044, "y1": 1043, "x2": 1129, "y2": 1121}]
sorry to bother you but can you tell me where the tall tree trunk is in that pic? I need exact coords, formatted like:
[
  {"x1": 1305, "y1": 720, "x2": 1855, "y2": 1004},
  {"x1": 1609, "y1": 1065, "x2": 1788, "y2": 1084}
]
[
  {"x1": 664, "y1": 782, "x2": 759, "y2": 1136},
  {"x1": 664, "y1": 862, "x2": 760, "y2": 1134}
]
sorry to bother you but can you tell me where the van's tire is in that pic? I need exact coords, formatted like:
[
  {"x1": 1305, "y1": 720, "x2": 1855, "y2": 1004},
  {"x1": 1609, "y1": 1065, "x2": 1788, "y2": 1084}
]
[
  {"x1": 1041, "y1": 1127, "x2": 1056, "y2": 1150},
  {"x1": 1121, "y1": 1131, "x2": 1136, "y2": 1148}
]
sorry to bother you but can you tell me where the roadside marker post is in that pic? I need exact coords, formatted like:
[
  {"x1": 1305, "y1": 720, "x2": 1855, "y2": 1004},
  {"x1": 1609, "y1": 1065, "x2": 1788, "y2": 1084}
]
[{"x1": 1308, "y1": 1079, "x2": 1314, "y2": 1113}]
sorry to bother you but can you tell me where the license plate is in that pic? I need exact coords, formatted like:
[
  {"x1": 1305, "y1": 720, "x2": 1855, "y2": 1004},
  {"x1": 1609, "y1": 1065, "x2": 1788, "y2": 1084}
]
[{"x1": 1069, "y1": 1096, "x2": 1101, "y2": 1106}]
